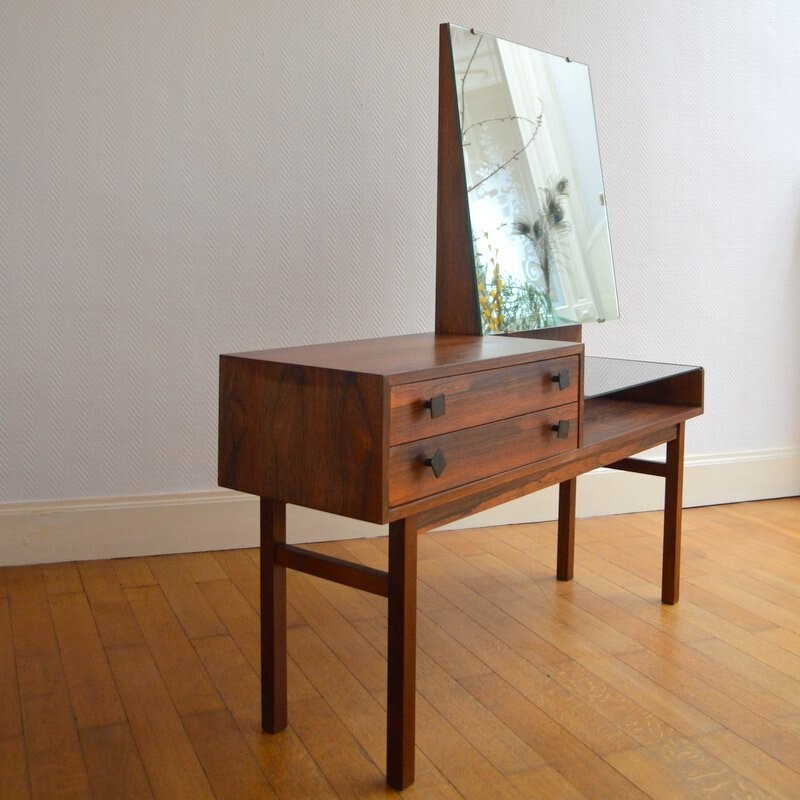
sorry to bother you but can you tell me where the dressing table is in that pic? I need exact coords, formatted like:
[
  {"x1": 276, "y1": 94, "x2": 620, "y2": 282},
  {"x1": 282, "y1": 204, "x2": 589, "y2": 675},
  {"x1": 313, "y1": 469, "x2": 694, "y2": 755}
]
[{"x1": 218, "y1": 24, "x2": 703, "y2": 790}]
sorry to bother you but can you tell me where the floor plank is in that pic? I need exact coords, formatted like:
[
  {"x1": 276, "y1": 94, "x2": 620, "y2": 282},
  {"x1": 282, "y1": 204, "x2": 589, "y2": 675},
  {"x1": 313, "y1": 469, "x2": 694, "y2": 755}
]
[
  {"x1": 78, "y1": 560, "x2": 146, "y2": 649},
  {"x1": 22, "y1": 689, "x2": 92, "y2": 800},
  {"x1": 607, "y1": 741, "x2": 772, "y2": 799},
  {"x1": 124, "y1": 584, "x2": 224, "y2": 716},
  {"x1": 620, "y1": 647, "x2": 800, "y2": 772},
  {"x1": 181, "y1": 709, "x2": 277, "y2": 800},
  {"x1": 288, "y1": 695, "x2": 395, "y2": 799},
  {"x1": 49, "y1": 591, "x2": 126, "y2": 729},
  {"x1": 6, "y1": 566, "x2": 58, "y2": 662},
  {"x1": 461, "y1": 672, "x2": 648, "y2": 799},
  {"x1": 106, "y1": 644, "x2": 216, "y2": 800},
  {"x1": 695, "y1": 727, "x2": 800, "y2": 800},
  {"x1": 289, "y1": 572, "x2": 388, "y2": 694},
  {"x1": 112, "y1": 557, "x2": 157, "y2": 589},
  {"x1": 42, "y1": 562, "x2": 84, "y2": 595},
  {"x1": 146, "y1": 555, "x2": 227, "y2": 640},
  {"x1": 287, "y1": 623, "x2": 390, "y2": 771},
  {"x1": 79, "y1": 723, "x2": 155, "y2": 800},
  {"x1": 0, "y1": 598, "x2": 23, "y2": 739},
  {"x1": 193, "y1": 633, "x2": 337, "y2": 798},
  {"x1": 0, "y1": 736, "x2": 31, "y2": 800},
  {"x1": 507, "y1": 765, "x2": 588, "y2": 799}
]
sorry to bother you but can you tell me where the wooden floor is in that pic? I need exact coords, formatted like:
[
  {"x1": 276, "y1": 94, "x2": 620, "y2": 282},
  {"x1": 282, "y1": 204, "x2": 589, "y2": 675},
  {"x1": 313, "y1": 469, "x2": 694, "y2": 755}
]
[{"x1": 2, "y1": 499, "x2": 800, "y2": 799}]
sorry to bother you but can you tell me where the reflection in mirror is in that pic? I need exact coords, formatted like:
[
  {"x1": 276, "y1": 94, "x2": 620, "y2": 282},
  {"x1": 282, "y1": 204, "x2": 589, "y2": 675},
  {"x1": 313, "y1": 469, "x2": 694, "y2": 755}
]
[{"x1": 449, "y1": 25, "x2": 619, "y2": 333}]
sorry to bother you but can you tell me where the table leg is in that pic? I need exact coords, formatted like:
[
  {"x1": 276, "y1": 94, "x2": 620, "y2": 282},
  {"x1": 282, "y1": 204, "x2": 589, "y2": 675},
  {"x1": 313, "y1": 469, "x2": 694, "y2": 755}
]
[
  {"x1": 387, "y1": 516, "x2": 417, "y2": 789},
  {"x1": 260, "y1": 498, "x2": 288, "y2": 731},
  {"x1": 557, "y1": 478, "x2": 576, "y2": 581},
  {"x1": 662, "y1": 423, "x2": 685, "y2": 604}
]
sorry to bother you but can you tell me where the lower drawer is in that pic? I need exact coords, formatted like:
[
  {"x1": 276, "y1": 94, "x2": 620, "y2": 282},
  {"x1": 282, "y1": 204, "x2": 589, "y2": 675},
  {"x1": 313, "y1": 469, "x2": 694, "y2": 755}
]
[{"x1": 388, "y1": 404, "x2": 578, "y2": 506}]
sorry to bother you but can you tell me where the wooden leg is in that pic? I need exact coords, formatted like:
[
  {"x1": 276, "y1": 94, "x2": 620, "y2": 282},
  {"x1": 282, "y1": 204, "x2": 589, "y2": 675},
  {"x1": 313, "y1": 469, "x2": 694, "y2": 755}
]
[
  {"x1": 260, "y1": 498, "x2": 288, "y2": 731},
  {"x1": 386, "y1": 516, "x2": 417, "y2": 789},
  {"x1": 662, "y1": 423, "x2": 685, "y2": 605},
  {"x1": 557, "y1": 478, "x2": 576, "y2": 581}
]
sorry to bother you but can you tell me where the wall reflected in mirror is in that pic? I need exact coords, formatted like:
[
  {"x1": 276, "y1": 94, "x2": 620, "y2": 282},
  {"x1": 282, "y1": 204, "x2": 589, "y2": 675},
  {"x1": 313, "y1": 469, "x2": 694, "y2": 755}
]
[{"x1": 449, "y1": 25, "x2": 619, "y2": 333}]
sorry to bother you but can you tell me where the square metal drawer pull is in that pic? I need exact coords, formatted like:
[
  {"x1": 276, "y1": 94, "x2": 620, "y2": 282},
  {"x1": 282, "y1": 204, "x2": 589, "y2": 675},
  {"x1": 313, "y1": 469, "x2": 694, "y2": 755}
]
[
  {"x1": 423, "y1": 448, "x2": 447, "y2": 477},
  {"x1": 552, "y1": 369, "x2": 570, "y2": 390},
  {"x1": 423, "y1": 394, "x2": 446, "y2": 418},
  {"x1": 551, "y1": 419, "x2": 570, "y2": 439}
]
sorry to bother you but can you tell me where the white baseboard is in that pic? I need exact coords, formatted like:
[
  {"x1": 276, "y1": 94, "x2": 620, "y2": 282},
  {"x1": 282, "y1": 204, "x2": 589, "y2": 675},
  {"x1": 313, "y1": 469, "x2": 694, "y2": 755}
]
[{"x1": 1, "y1": 447, "x2": 798, "y2": 566}]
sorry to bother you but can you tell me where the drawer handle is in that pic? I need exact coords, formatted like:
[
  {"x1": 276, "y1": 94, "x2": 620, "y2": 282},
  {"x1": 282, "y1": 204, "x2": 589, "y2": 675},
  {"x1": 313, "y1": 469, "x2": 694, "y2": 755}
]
[
  {"x1": 551, "y1": 420, "x2": 570, "y2": 439},
  {"x1": 552, "y1": 369, "x2": 571, "y2": 390},
  {"x1": 423, "y1": 393, "x2": 446, "y2": 418},
  {"x1": 423, "y1": 448, "x2": 447, "y2": 478}
]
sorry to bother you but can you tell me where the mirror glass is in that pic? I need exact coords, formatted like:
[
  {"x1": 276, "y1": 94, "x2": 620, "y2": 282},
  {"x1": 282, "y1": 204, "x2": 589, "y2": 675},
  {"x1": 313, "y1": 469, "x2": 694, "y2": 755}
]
[{"x1": 449, "y1": 24, "x2": 619, "y2": 333}]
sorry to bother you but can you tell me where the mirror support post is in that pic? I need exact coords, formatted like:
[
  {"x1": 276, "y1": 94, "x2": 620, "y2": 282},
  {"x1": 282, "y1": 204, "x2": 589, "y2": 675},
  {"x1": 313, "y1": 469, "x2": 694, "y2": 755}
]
[{"x1": 435, "y1": 23, "x2": 482, "y2": 336}]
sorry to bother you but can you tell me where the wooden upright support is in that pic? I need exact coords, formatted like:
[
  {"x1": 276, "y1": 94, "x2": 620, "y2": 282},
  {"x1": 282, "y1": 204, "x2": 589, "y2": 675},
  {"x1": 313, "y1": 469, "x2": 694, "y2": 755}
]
[
  {"x1": 260, "y1": 498, "x2": 288, "y2": 732},
  {"x1": 386, "y1": 516, "x2": 418, "y2": 790},
  {"x1": 557, "y1": 478, "x2": 577, "y2": 580},
  {"x1": 662, "y1": 422, "x2": 685, "y2": 604}
]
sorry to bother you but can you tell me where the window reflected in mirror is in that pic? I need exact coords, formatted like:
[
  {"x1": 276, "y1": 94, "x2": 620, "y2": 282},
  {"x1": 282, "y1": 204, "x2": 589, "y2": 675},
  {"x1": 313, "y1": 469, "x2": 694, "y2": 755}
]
[{"x1": 449, "y1": 25, "x2": 619, "y2": 333}]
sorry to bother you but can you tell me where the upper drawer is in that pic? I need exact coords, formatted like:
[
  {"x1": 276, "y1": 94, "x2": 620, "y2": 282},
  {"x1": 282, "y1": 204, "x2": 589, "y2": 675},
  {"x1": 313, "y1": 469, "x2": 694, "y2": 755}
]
[{"x1": 390, "y1": 355, "x2": 579, "y2": 444}]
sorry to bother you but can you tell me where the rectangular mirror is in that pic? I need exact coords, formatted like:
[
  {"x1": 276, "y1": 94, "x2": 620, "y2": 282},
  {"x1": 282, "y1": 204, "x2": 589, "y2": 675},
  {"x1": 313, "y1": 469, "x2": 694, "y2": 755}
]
[{"x1": 448, "y1": 24, "x2": 619, "y2": 333}]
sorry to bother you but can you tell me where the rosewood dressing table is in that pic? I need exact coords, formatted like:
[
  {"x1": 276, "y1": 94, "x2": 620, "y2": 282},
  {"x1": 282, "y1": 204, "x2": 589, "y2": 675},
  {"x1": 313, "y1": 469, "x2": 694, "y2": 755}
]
[{"x1": 218, "y1": 25, "x2": 703, "y2": 790}]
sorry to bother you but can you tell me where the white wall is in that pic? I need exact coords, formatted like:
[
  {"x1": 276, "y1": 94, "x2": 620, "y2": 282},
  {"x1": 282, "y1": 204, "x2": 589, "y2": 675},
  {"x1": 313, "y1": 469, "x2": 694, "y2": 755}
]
[{"x1": 2, "y1": 2, "x2": 799, "y2": 560}]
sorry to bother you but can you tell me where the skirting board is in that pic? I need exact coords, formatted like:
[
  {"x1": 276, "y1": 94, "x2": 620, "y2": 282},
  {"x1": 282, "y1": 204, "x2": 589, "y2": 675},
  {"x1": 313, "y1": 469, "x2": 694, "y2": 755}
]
[{"x1": 1, "y1": 447, "x2": 798, "y2": 566}]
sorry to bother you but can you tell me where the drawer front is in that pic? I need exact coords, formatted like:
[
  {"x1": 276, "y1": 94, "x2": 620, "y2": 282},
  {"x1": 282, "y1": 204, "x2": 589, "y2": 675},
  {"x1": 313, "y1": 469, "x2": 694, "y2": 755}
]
[
  {"x1": 390, "y1": 356, "x2": 579, "y2": 445},
  {"x1": 389, "y1": 403, "x2": 578, "y2": 506}
]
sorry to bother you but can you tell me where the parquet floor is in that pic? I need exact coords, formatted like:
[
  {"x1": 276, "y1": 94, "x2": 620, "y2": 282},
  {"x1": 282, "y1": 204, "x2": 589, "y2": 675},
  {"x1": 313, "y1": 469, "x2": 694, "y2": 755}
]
[{"x1": 2, "y1": 498, "x2": 800, "y2": 798}]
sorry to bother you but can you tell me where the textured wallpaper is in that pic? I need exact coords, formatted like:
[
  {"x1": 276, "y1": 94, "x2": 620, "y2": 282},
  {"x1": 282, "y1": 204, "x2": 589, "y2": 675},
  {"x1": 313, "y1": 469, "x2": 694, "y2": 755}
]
[{"x1": 2, "y1": 1, "x2": 799, "y2": 503}]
